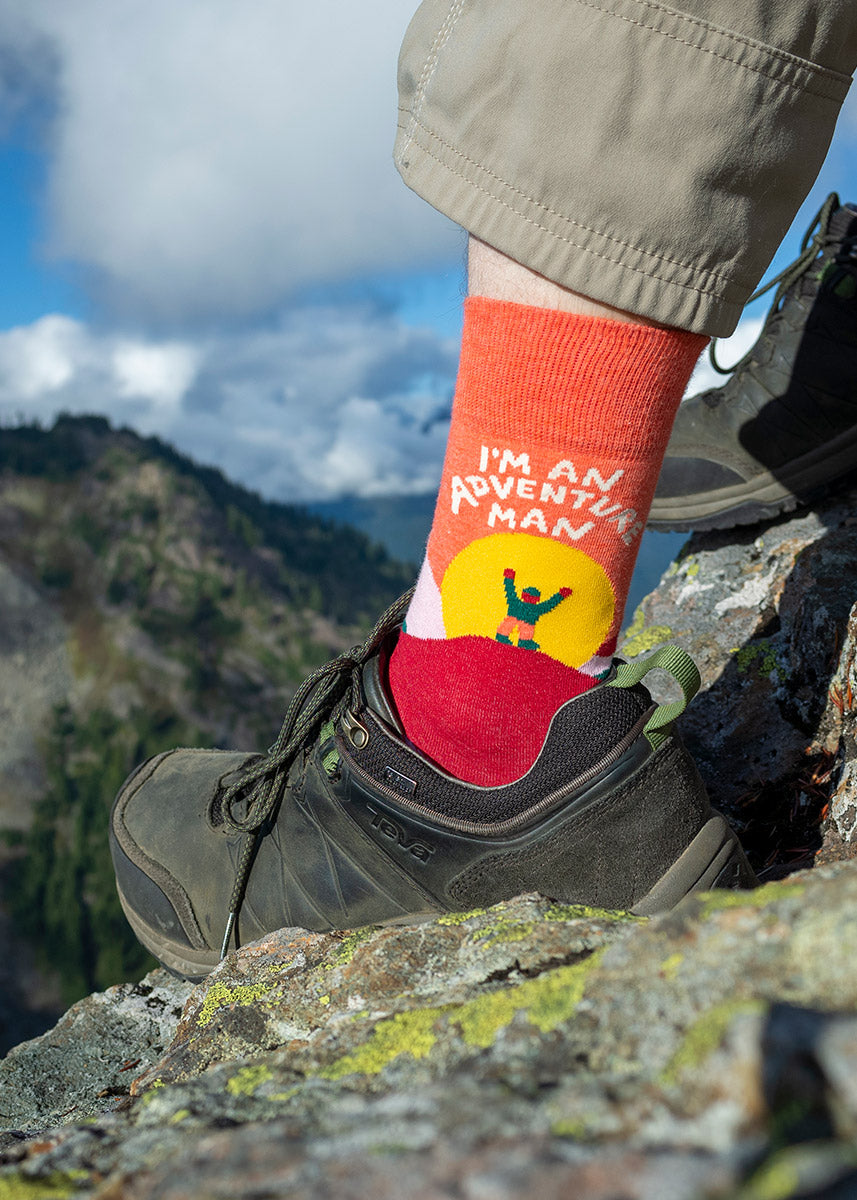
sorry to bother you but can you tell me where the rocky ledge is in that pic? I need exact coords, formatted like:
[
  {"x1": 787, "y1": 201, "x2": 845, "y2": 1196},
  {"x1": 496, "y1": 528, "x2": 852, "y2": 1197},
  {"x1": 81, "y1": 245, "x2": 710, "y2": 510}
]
[{"x1": 4, "y1": 484, "x2": 857, "y2": 1199}]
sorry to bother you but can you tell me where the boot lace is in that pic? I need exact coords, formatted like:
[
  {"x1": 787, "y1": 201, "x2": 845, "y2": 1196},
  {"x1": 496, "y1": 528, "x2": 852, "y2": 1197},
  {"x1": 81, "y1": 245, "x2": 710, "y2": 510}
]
[
  {"x1": 218, "y1": 588, "x2": 413, "y2": 959},
  {"x1": 710, "y1": 192, "x2": 856, "y2": 375}
]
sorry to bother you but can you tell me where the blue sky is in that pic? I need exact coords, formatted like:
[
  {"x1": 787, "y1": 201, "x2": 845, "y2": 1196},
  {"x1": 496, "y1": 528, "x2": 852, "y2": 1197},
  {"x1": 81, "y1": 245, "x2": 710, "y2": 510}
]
[
  {"x1": 0, "y1": 144, "x2": 82, "y2": 326},
  {"x1": 0, "y1": 2, "x2": 856, "y2": 510}
]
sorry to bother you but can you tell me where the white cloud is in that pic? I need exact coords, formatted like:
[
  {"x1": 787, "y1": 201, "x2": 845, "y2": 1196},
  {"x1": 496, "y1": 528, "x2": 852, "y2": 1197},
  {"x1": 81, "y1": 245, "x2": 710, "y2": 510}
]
[
  {"x1": 0, "y1": 304, "x2": 457, "y2": 501},
  {"x1": 0, "y1": 315, "x2": 88, "y2": 397},
  {"x1": 2, "y1": 4, "x2": 851, "y2": 512},
  {"x1": 316, "y1": 393, "x2": 449, "y2": 497},
  {"x1": 3, "y1": 0, "x2": 458, "y2": 324},
  {"x1": 112, "y1": 341, "x2": 200, "y2": 409}
]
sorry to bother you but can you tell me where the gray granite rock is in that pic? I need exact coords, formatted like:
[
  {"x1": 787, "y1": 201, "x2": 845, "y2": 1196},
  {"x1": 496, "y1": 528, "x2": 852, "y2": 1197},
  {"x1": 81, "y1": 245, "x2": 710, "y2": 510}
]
[
  {"x1": 0, "y1": 969, "x2": 193, "y2": 1132},
  {"x1": 3, "y1": 867, "x2": 857, "y2": 1198},
  {"x1": 7, "y1": 486, "x2": 857, "y2": 1197},
  {"x1": 621, "y1": 482, "x2": 857, "y2": 874}
]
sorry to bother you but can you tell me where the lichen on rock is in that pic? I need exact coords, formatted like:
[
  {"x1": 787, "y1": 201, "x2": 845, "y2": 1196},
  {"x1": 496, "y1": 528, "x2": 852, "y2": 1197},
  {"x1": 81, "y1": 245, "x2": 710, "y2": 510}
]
[{"x1": 6, "y1": 480, "x2": 857, "y2": 1195}]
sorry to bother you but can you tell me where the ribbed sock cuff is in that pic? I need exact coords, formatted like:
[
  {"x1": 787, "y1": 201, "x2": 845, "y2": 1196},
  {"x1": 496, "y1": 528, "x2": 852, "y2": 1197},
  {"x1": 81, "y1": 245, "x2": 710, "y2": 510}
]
[{"x1": 456, "y1": 296, "x2": 707, "y2": 457}]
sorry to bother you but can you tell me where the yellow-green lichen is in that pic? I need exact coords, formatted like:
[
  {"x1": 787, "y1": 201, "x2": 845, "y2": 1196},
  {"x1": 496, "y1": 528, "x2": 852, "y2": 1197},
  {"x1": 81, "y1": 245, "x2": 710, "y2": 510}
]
[
  {"x1": 319, "y1": 1006, "x2": 447, "y2": 1080},
  {"x1": 319, "y1": 994, "x2": 331, "y2": 1006},
  {"x1": 270, "y1": 1087, "x2": 300, "y2": 1102},
  {"x1": 456, "y1": 950, "x2": 606, "y2": 1048},
  {"x1": 320, "y1": 951, "x2": 606, "y2": 1080},
  {"x1": 169, "y1": 1108, "x2": 191, "y2": 1125},
  {"x1": 733, "y1": 639, "x2": 786, "y2": 682},
  {"x1": 543, "y1": 902, "x2": 642, "y2": 925},
  {"x1": 660, "y1": 952, "x2": 683, "y2": 981},
  {"x1": 436, "y1": 908, "x2": 487, "y2": 926},
  {"x1": 550, "y1": 1118, "x2": 588, "y2": 1139},
  {"x1": 325, "y1": 927, "x2": 374, "y2": 968},
  {"x1": 471, "y1": 899, "x2": 640, "y2": 944},
  {"x1": 621, "y1": 608, "x2": 673, "y2": 657},
  {"x1": 742, "y1": 1159, "x2": 800, "y2": 1200},
  {"x1": 140, "y1": 1078, "x2": 166, "y2": 1106},
  {"x1": 0, "y1": 1172, "x2": 86, "y2": 1199},
  {"x1": 660, "y1": 999, "x2": 766, "y2": 1086},
  {"x1": 684, "y1": 557, "x2": 700, "y2": 579},
  {"x1": 226, "y1": 1064, "x2": 273, "y2": 1097},
  {"x1": 269, "y1": 955, "x2": 297, "y2": 973},
  {"x1": 698, "y1": 880, "x2": 805, "y2": 920},
  {"x1": 196, "y1": 980, "x2": 277, "y2": 1027},
  {"x1": 469, "y1": 916, "x2": 537, "y2": 948},
  {"x1": 736, "y1": 1152, "x2": 803, "y2": 1200},
  {"x1": 736, "y1": 1144, "x2": 857, "y2": 1200}
]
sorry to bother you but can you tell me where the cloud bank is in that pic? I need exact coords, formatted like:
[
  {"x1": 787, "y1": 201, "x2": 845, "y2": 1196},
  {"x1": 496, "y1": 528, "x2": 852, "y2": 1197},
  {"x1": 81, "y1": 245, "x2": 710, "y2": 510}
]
[
  {"x1": 0, "y1": 305, "x2": 456, "y2": 501},
  {"x1": 0, "y1": 2, "x2": 463, "y2": 499},
  {"x1": 0, "y1": 5, "x2": 853, "y2": 507},
  {"x1": 3, "y1": 0, "x2": 459, "y2": 325}
]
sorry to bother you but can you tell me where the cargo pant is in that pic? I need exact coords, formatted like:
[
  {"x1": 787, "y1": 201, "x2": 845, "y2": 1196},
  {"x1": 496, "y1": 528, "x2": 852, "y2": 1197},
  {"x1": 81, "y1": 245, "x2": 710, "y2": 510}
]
[{"x1": 395, "y1": 0, "x2": 857, "y2": 336}]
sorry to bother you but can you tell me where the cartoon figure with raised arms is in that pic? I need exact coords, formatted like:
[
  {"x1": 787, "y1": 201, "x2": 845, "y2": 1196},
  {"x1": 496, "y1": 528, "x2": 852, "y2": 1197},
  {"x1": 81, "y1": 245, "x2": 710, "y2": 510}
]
[{"x1": 495, "y1": 567, "x2": 573, "y2": 651}]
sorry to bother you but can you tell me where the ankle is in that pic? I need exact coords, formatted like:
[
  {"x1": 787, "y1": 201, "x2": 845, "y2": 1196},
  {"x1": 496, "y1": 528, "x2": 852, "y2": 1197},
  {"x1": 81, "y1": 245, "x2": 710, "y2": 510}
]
[
  {"x1": 391, "y1": 294, "x2": 704, "y2": 788},
  {"x1": 468, "y1": 237, "x2": 672, "y2": 328}
]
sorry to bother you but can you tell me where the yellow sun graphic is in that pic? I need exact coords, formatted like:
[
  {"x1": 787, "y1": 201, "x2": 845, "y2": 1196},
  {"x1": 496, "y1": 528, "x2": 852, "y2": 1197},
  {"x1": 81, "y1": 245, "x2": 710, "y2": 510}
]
[{"x1": 441, "y1": 533, "x2": 615, "y2": 668}]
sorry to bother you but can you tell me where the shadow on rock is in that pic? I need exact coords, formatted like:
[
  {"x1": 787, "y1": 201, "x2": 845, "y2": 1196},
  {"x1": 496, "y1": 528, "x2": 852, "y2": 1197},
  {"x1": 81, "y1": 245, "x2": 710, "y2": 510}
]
[
  {"x1": 626, "y1": 481, "x2": 857, "y2": 880},
  {"x1": 739, "y1": 1003, "x2": 857, "y2": 1198}
]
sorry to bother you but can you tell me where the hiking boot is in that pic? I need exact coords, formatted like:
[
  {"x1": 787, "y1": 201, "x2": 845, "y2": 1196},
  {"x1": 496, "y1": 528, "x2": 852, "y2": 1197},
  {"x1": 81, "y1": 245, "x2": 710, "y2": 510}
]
[
  {"x1": 110, "y1": 595, "x2": 755, "y2": 980},
  {"x1": 650, "y1": 194, "x2": 857, "y2": 532}
]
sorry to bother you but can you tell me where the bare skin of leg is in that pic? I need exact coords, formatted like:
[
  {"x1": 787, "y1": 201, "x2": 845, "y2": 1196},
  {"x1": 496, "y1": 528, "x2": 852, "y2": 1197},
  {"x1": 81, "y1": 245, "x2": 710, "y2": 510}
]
[{"x1": 468, "y1": 237, "x2": 669, "y2": 328}]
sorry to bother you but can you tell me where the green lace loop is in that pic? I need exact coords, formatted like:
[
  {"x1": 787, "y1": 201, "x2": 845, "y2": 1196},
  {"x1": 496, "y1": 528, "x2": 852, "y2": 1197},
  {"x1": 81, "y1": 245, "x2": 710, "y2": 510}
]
[{"x1": 608, "y1": 643, "x2": 701, "y2": 750}]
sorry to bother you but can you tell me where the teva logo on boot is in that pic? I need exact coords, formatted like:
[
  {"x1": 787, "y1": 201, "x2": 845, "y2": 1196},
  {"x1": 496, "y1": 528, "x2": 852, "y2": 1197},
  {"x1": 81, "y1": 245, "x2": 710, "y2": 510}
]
[
  {"x1": 365, "y1": 804, "x2": 435, "y2": 863},
  {"x1": 383, "y1": 765, "x2": 417, "y2": 797}
]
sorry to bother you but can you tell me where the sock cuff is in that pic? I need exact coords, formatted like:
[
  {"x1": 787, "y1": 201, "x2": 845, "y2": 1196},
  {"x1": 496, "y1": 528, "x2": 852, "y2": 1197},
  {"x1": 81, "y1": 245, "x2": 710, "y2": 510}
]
[{"x1": 457, "y1": 296, "x2": 707, "y2": 456}]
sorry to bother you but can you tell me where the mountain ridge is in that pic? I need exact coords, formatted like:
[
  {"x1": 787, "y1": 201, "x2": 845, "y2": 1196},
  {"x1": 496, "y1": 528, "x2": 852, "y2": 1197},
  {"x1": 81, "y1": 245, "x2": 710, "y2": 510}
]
[{"x1": 0, "y1": 413, "x2": 413, "y2": 1034}]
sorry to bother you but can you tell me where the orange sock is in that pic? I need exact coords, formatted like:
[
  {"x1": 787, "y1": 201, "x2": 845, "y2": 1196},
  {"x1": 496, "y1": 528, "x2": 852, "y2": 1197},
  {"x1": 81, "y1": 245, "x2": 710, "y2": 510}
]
[{"x1": 388, "y1": 297, "x2": 705, "y2": 786}]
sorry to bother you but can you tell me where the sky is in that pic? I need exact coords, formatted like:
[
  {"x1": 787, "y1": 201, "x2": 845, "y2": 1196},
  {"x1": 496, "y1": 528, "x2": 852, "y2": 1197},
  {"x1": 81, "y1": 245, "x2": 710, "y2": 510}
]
[{"x1": 0, "y1": 2, "x2": 856, "y2": 508}]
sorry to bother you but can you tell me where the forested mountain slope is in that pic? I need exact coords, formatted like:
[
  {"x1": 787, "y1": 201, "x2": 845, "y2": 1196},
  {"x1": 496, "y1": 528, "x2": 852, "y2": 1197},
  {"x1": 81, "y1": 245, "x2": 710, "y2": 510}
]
[{"x1": 0, "y1": 414, "x2": 413, "y2": 1023}]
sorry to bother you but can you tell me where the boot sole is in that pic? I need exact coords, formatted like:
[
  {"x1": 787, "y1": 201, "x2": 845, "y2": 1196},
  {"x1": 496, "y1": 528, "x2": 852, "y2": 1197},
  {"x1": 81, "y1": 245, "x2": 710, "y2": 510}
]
[
  {"x1": 119, "y1": 812, "x2": 757, "y2": 980},
  {"x1": 648, "y1": 422, "x2": 857, "y2": 531}
]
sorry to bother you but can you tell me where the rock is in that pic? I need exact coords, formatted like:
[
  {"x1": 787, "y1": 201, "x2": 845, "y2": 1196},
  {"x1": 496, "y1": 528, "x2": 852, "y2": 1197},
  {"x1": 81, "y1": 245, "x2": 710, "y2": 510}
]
[
  {"x1": 7, "y1": 485, "x2": 857, "y2": 1196},
  {"x1": 3, "y1": 870, "x2": 857, "y2": 1197},
  {"x1": 621, "y1": 485, "x2": 857, "y2": 875},
  {"x1": 0, "y1": 970, "x2": 193, "y2": 1132}
]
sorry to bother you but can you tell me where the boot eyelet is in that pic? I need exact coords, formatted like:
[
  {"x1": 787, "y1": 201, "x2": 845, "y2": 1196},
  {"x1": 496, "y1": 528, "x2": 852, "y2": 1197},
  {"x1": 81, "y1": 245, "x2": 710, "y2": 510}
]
[{"x1": 342, "y1": 709, "x2": 369, "y2": 749}]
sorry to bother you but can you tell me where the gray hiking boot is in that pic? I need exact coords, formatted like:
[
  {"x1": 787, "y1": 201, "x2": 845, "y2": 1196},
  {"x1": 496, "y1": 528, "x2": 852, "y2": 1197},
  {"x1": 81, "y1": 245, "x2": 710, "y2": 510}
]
[
  {"x1": 110, "y1": 595, "x2": 755, "y2": 980},
  {"x1": 650, "y1": 194, "x2": 857, "y2": 532}
]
